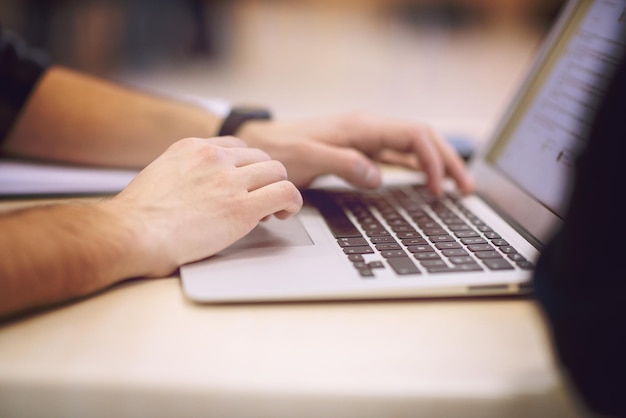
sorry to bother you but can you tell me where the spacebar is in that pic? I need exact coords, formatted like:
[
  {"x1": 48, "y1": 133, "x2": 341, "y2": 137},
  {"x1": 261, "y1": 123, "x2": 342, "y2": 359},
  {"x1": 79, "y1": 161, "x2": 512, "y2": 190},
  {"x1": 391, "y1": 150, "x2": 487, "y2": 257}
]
[
  {"x1": 387, "y1": 257, "x2": 421, "y2": 275},
  {"x1": 306, "y1": 190, "x2": 361, "y2": 238}
]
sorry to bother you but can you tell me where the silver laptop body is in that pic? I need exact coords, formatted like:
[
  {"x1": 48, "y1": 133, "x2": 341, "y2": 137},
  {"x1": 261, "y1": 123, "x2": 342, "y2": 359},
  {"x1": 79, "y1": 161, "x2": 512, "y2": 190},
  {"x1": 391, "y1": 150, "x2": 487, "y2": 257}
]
[{"x1": 180, "y1": 0, "x2": 626, "y2": 303}]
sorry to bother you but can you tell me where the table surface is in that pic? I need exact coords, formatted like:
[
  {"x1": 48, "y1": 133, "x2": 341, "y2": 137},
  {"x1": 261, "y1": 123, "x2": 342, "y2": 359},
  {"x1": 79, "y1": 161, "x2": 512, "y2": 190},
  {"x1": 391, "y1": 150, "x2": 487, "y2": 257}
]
[{"x1": 0, "y1": 196, "x2": 582, "y2": 417}]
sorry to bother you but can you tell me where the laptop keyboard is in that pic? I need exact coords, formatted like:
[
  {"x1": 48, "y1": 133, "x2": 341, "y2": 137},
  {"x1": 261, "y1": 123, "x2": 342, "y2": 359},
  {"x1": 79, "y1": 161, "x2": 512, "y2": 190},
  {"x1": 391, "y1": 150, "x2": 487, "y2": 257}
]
[{"x1": 306, "y1": 185, "x2": 534, "y2": 278}]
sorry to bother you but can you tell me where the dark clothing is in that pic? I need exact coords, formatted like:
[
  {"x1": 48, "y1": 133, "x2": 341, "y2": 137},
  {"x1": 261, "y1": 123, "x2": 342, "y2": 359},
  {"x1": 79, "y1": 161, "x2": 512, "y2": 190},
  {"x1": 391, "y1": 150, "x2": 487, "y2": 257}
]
[
  {"x1": 533, "y1": 58, "x2": 626, "y2": 416},
  {"x1": 0, "y1": 25, "x2": 50, "y2": 143}
]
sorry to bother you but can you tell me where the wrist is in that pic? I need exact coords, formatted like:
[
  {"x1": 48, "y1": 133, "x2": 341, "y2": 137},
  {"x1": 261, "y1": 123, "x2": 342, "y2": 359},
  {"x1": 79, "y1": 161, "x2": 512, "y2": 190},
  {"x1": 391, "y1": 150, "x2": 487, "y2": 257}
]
[{"x1": 96, "y1": 199, "x2": 176, "y2": 279}]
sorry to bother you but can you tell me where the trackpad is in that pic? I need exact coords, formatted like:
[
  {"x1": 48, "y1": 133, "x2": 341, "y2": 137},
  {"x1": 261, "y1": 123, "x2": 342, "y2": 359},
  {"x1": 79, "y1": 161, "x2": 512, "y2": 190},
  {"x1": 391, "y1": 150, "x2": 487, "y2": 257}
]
[{"x1": 222, "y1": 216, "x2": 313, "y2": 254}]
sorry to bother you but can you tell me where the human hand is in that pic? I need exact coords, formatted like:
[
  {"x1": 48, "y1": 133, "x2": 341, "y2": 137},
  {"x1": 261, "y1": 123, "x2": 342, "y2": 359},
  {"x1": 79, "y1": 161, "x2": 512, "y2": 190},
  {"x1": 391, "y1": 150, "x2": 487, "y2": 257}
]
[
  {"x1": 100, "y1": 136, "x2": 302, "y2": 277},
  {"x1": 237, "y1": 112, "x2": 475, "y2": 196}
]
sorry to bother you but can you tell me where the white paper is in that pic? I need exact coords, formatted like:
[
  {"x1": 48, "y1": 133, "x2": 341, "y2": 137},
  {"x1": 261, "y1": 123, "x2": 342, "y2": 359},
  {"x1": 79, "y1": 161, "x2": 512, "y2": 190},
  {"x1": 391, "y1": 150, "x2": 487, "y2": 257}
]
[{"x1": 0, "y1": 159, "x2": 138, "y2": 196}]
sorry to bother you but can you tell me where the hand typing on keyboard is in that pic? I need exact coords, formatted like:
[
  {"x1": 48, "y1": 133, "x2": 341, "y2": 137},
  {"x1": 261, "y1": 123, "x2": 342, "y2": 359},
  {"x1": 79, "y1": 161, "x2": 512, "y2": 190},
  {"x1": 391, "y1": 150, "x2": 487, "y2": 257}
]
[{"x1": 235, "y1": 112, "x2": 476, "y2": 196}]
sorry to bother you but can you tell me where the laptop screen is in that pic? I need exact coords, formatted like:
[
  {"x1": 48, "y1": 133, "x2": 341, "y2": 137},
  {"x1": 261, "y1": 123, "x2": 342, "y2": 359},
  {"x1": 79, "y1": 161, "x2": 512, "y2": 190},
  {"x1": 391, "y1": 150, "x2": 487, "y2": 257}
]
[{"x1": 485, "y1": 0, "x2": 626, "y2": 218}]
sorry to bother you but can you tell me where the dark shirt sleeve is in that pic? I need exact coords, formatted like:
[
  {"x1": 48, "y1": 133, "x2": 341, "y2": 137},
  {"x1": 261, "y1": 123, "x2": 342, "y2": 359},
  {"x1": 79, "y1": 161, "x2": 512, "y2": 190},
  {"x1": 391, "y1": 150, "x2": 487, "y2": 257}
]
[
  {"x1": 0, "y1": 24, "x2": 50, "y2": 143},
  {"x1": 533, "y1": 57, "x2": 626, "y2": 417}
]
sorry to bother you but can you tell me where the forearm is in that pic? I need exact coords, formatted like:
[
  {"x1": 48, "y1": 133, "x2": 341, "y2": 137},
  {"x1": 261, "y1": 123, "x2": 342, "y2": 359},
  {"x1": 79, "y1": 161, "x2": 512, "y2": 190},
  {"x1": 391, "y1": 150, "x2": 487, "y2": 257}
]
[
  {"x1": 0, "y1": 201, "x2": 152, "y2": 319},
  {"x1": 1, "y1": 66, "x2": 222, "y2": 168}
]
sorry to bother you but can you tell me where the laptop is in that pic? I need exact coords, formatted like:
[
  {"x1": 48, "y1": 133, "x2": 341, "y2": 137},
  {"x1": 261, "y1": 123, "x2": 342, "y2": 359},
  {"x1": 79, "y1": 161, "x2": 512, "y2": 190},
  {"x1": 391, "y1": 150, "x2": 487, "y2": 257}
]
[{"x1": 180, "y1": 0, "x2": 626, "y2": 303}]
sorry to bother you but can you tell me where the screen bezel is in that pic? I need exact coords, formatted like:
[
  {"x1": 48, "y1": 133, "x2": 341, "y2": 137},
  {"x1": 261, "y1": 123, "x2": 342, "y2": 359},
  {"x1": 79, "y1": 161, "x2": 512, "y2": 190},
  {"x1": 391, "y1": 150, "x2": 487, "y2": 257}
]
[{"x1": 468, "y1": 0, "x2": 587, "y2": 248}]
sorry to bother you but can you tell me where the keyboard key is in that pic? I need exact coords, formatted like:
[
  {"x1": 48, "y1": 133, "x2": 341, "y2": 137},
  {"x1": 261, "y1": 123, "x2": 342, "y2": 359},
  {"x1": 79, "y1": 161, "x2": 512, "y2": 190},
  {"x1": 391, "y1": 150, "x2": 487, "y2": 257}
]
[
  {"x1": 423, "y1": 228, "x2": 449, "y2": 236},
  {"x1": 417, "y1": 220, "x2": 441, "y2": 229},
  {"x1": 362, "y1": 223, "x2": 386, "y2": 233},
  {"x1": 454, "y1": 231, "x2": 480, "y2": 238},
  {"x1": 468, "y1": 244, "x2": 494, "y2": 252},
  {"x1": 343, "y1": 246, "x2": 375, "y2": 255},
  {"x1": 337, "y1": 237, "x2": 369, "y2": 247},
  {"x1": 396, "y1": 231, "x2": 422, "y2": 239},
  {"x1": 461, "y1": 237, "x2": 487, "y2": 245},
  {"x1": 406, "y1": 245, "x2": 435, "y2": 253},
  {"x1": 381, "y1": 250, "x2": 408, "y2": 258},
  {"x1": 368, "y1": 261, "x2": 385, "y2": 269},
  {"x1": 491, "y1": 239, "x2": 509, "y2": 246},
  {"x1": 448, "y1": 224, "x2": 472, "y2": 231},
  {"x1": 401, "y1": 238, "x2": 428, "y2": 245},
  {"x1": 375, "y1": 243, "x2": 402, "y2": 251},
  {"x1": 482, "y1": 258, "x2": 514, "y2": 270},
  {"x1": 392, "y1": 225, "x2": 417, "y2": 233},
  {"x1": 448, "y1": 256, "x2": 476, "y2": 265},
  {"x1": 348, "y1": 254, "x2": 365, "y2": 262},
  {"x1": 435, "y1": 242, "x2": 462, "y2": 250},
  {"x1": 359, "y1": 269, "x2": 376, "y2": 278},
  {"x1": 508, "y1": 253, "x2": 526, "y2": 262},
  {"x1": 407, "y1": 209, "x2": 428, "y2": 217},
  {"x1": 441, "y1": 248, "x2": 469, "y2": 257},
  {"x1": 388, "y1": 219, "x2": 410, "y2": 227},
  {"x1": 473, "y1": 251, "x2": 502, "y2": 259},
  {"x1": 443, "y1": 217, "x2": 466, "y2": 225},
  {"x1": 420, "y1": 259, "x2": 447, "y2": 268},
  {"x1": 387, "y1": 257, "x2": 421, "y2": 275},
  {"x1": 367, "y1": 230, "x2": 392, "y2": 237},
  {"x1": 498, "y1": 246, "x2": 517, "y2": 254},
  {"x1": 516, "y1": 260, "x2": 535, "y2": 270},
  {"x1": 370, "y1": 236, "x2": 398, "y2": 244},
  {"x1": 414, "y1": 252, "x2": 441, "y2": 260},
  {"x1": 427, "y1": 264, "x2": 483, "y2": 273},
  {"x1": 430, "y1": 235, "x2": 455, "y2": 243}
]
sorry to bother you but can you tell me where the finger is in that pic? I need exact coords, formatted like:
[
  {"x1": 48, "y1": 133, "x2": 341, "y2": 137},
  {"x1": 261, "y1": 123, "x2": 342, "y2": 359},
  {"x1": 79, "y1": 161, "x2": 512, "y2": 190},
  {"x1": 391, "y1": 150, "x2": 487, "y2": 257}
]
[
  {"x1": 372, "y1": 127, "x2": 474, "y2": 194},
  {"x1": 428, "y1": 128, "x2": 476, "y2": 195},
  {"x1": 376, "y1": 149, "x2": 420, "y2": 170},
  {"x1": 302, "y1": 141, "x2": 383, "y2": 189},
  {"x1": 247, "y1": 180, "x2": 303, "y2": 220},
  {"x1": 238, "y1": 160, "x2": 289, "y2": 191},
  {"x1": 340, "y1": 117, "x2": 446, "y2": 194},
  {"x1": 229, "y1": 147, "x2": 273, "y2": 167},
  {"x1": 382, "y1": 125, "x2": 445, "y2": 196}
]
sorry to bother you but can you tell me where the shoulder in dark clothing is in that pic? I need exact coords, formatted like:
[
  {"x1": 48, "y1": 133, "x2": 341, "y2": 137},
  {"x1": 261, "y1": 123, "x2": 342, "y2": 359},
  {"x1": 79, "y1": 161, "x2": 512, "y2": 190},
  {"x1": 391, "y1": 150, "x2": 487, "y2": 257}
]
[{"x1": 533, "y1": 57, "x2": 626, "y2": 416}]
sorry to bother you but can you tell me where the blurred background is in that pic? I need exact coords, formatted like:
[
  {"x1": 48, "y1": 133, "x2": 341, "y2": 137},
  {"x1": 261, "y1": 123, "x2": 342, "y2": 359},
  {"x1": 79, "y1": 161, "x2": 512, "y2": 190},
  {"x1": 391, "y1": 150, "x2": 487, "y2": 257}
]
[{"x1": 0, "y1": 0, "x2": 565, "y2": 142}]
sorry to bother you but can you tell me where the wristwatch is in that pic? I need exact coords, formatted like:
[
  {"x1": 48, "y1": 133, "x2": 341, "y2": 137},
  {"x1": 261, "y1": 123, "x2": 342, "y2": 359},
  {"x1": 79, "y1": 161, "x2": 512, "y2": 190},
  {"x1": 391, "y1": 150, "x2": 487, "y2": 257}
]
[{"x1": 217, "y1": 106, "x2": 272, "y2": 136}]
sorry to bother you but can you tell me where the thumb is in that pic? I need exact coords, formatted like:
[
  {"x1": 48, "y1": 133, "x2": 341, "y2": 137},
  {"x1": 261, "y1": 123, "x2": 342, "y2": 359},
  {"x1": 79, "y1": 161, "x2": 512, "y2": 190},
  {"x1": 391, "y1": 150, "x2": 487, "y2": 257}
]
[{"x1": 311, "y1": 143, "x2": 382, "y2": 189}]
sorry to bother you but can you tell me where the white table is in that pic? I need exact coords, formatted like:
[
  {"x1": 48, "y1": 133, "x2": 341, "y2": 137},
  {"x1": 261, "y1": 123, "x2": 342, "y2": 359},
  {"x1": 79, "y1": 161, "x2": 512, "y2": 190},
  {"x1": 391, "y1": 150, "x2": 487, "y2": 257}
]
[{"x1": 0, "y1": 250, "x2": 582, "y2": 417}]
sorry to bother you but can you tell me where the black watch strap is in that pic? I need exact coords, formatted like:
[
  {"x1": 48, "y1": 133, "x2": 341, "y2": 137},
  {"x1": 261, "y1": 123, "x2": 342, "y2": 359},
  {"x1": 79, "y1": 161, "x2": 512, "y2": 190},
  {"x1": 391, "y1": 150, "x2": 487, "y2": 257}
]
[{"x1": 217, "y1": 107, "x2": 272, "y2": 136}]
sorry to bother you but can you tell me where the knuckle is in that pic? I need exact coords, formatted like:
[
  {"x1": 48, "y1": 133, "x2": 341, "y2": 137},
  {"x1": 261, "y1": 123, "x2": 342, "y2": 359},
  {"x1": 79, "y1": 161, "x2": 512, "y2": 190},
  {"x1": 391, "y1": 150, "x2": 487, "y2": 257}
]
[
  {"x1": 269, "y1": 160, "x2": 289, "y2": 180},
  {"x1": 170, "y1": 136, "x2": 200, "y2": 150},
  {"x1": 197, "y1": 144, "x2": 226, "y2": 162},
  {"x1": 221, "y1": 135, "x2": 247, "y2": 147}
]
